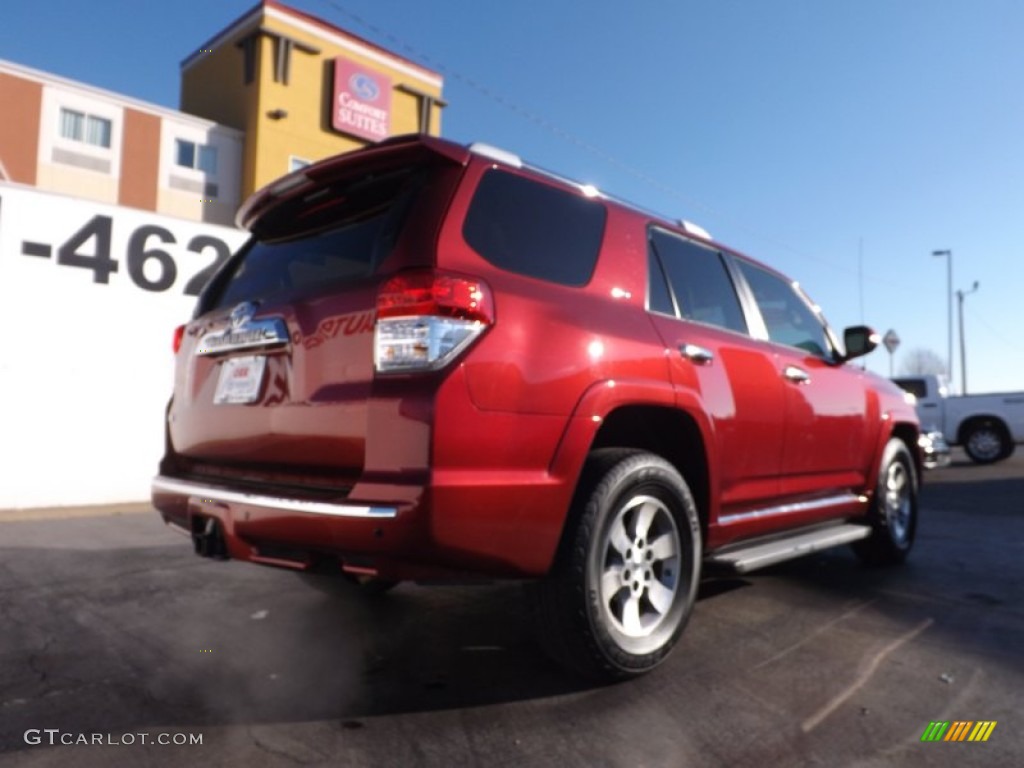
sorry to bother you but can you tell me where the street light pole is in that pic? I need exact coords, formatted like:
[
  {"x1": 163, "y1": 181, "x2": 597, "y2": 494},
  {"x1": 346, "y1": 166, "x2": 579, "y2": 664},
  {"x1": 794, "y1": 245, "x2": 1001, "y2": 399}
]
[
  {"x1": 932, "y1": 249, "x2": 953, "y2": 387},
  {"x1": 957, "y1": 281, "x2": 980, "y2": 395}
]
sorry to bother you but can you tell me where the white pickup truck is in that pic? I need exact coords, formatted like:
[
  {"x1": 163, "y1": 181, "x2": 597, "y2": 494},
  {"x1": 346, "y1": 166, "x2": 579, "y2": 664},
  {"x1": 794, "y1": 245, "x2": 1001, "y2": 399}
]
[{"x1": 892, "y1": 374, "x2": 1024, "y2": 464}]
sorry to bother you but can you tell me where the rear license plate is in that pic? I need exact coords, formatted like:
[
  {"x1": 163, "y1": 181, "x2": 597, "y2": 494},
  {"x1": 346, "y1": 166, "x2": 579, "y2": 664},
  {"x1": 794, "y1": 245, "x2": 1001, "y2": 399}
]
[{"x1": 214, "y1": 355, "x2": 267, "y2": 404}]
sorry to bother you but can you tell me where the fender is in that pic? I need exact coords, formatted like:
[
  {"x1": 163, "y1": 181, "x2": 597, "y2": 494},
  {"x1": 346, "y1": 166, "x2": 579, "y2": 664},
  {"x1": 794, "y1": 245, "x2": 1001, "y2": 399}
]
[
  {"x1": 865, "y1": 412, "x2": 920, "y2": 500},
  {"x1": 548, "y1": 376, "x2": 718, "y2": 512}
]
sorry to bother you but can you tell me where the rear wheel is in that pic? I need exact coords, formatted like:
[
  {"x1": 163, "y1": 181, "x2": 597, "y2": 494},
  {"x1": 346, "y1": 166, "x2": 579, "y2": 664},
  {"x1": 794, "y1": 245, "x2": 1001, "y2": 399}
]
[
  {"x1": 962, "y1": 420, "x2": 1010, "y2": 464},
  {"x1": 853, "y1": 438, "x2": 918, "y2": 565},
  {"x1": 533, "y1": 449, "x2": 701, "y2": 681}
]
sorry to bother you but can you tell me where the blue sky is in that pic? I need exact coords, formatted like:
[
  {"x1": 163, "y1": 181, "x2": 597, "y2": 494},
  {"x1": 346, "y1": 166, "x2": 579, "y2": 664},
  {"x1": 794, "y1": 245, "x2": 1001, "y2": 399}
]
[{"x1": 3, "y1": 0, "x2": 1023, "y2": 392}]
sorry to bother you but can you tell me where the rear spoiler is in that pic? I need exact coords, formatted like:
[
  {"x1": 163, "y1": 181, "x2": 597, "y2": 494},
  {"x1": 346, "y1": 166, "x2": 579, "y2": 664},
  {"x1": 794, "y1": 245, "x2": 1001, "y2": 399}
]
[{"x1": 236, "y1": 134, "x2": 470, "y2": 231}]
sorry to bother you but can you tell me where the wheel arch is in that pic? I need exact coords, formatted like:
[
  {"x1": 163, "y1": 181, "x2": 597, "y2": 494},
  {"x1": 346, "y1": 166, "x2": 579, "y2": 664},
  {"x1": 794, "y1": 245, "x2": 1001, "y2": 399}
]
[
  {"x1": 889, "y1": 421, "x2": 922, "y2": 482},
  {"x1": 547, "y1": 381, "x2": 714, "y2": 566},
  {"x1": 588, "y1": 406, "x2": 711, "y2": 540}
]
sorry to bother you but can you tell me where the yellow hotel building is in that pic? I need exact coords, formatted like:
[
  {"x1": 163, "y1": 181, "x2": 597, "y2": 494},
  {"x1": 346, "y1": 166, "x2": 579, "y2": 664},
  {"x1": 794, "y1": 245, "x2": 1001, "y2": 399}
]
[{"x1": 181, "y1": 0, "x2": 445, "y2": 200}]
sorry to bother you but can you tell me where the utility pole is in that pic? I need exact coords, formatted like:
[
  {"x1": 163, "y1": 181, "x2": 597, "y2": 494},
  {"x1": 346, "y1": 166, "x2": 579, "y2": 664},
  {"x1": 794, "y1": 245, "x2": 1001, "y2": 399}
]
[
  {"x1": 932, "y1": 250, "x2": 953, "y2": 387},
  {"x1": 957, "y1": 281, "x2": 980, "y2": 394}
]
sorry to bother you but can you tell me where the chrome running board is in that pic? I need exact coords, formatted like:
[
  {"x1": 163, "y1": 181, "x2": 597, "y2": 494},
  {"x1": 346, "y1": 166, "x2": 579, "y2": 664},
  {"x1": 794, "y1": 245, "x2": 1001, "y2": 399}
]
[{"x1": 706, "y1": 524, "x2": 872, "y2": 574}]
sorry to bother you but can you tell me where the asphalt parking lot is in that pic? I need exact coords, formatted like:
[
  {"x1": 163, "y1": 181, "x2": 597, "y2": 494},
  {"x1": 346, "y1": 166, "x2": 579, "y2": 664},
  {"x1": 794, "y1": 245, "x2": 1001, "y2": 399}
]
[{"x1": 1, "y1": 451, "x2": 1021, "y2": 767}]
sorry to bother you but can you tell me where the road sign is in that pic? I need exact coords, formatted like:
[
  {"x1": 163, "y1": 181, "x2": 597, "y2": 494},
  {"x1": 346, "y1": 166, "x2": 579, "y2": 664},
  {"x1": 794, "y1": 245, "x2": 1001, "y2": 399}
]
[{"x1": 883, "y1": 329, "x2": 900, "y2": 354}]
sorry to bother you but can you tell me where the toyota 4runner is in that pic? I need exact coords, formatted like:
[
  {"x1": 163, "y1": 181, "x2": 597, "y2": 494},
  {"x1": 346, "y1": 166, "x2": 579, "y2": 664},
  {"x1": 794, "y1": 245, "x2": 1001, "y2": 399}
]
[{"x1": 153, "y1": 135, "x2": 921, "y2": 680}]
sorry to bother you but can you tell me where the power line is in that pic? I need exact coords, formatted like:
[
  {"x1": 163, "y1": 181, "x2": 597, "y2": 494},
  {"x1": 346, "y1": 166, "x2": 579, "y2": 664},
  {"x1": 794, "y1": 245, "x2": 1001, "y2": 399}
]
[
  {"x1": 316, "y1": 1, "x2": 917, "y2": 291},
  {"x1": 965, "y1": 305, "x2": 1024, "y2": 355}
]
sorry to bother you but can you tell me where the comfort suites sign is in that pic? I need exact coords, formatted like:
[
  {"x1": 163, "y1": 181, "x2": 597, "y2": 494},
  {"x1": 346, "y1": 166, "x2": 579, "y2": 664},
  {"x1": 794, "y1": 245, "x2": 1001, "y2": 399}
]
[{"x1": 332, "y1": 57, "x2": 392, "y2": 142}]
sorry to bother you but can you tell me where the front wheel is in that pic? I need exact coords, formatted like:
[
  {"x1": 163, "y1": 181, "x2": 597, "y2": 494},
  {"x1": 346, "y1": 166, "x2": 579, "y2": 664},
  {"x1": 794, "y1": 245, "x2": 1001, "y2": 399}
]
[
  {"x1": 532, "y1": 449, "x2": 701, "y2": 681},
  {"x1": 853, "y1": 438, "x2": 918, "y2": 565}
]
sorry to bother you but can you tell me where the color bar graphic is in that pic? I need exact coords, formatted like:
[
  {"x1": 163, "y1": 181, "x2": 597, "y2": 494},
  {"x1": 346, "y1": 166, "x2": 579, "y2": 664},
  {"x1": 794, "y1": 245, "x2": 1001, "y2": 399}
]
[
  {"x1": 920, "y1": 721, "x2": 996, "y2": 742},
  {"x1": 921, "y1": 721, "x2": 949, "y2": 742},
  {"x1": 968, "y1": 722, "x2": 997, "y2": 742}
]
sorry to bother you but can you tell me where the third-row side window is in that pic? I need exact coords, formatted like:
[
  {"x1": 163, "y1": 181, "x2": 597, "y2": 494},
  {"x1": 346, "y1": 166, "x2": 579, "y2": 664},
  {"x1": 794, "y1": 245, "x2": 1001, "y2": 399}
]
[{"x1": 463, "y1": 169, "x2": 606, "y2": 286}]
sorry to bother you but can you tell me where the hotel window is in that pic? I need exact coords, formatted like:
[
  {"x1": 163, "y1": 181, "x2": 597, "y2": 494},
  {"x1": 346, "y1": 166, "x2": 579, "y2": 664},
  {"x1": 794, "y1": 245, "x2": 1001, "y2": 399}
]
[
  {"x1": 175, "y1": 139, "x2": 218, "y2": 175},
  {"x1": 59, "y1": 108, "x2": 112, "y2": 148}
]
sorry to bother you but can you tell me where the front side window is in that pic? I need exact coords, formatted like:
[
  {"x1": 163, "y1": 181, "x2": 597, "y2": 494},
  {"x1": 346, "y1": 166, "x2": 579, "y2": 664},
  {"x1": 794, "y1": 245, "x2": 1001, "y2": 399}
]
[
  {"x1": 649, "y1": 229, "x2": 747, "y2": 334},
  {"x1": 176, "y1": 139, "x2": 218, "y2": 174},
  {"x1": 737, "y1": 261, "x2": 832, "y2": 357},
  {"x1": 463, "y1": 169, "x2": 606, "y2": 286},
  {"x1": 59, "y1": 108, "x2": 111, "y2": 148}
]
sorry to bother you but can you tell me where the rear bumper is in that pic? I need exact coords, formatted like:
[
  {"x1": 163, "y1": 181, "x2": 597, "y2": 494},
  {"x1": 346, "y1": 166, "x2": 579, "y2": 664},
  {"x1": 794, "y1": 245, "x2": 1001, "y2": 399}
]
[
  {"x1": 152, "y1": 476, "x2": 398, "y2": 520},
  {"x1": 151, "y1": 472, "x2": 569, "y2": 580}
]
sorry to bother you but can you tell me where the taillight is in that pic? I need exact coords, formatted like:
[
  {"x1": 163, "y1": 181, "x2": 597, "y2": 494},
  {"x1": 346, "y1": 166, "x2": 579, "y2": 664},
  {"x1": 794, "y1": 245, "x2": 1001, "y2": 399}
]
[
  {"x1": 375, "y1": 270, "x2": 493, "y2": 373},
  {"x1": 172, "y1": 324, "x2": 185, "y2": 354}
]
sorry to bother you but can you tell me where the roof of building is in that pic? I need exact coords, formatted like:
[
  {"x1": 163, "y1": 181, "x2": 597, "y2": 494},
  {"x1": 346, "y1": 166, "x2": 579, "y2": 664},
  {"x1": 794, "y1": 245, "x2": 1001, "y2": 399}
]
[{"x1": 181, "y1": 0, "x2": 442, "y2": 87}]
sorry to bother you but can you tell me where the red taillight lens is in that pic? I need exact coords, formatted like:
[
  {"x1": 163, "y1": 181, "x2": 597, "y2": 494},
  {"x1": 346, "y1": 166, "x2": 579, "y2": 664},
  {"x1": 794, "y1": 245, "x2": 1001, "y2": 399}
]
[
  {"x1": 172, "y1": 324, "x2": 185, "y2": 354},
  {"x1": 375, "y1": 270, "x2": 494, "y2": 373},
  {"x1": 377, "y1": 270, "x2": 493, "y2": 323}
]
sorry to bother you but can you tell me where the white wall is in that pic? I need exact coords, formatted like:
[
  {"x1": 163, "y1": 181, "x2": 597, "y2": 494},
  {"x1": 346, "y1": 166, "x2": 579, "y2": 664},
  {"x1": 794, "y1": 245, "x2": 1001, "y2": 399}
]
[{"x1": 0, "y1": 183, "x2": 249, "y2": 509}]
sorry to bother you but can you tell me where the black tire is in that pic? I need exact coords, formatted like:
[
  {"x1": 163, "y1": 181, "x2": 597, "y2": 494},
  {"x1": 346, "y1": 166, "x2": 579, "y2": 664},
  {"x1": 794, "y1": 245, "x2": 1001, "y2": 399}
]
[
  {"x1": 853, "y1": 438, "x2": 918, "y2": 566},
  {"x1": 296, "y1": 571, "x2": 400, "y2": 597},
  {"x1": 962, "y1": 419, "x2": 1011, "y2": 464},
  {"x1": 532, "y1": 449, "x2": 702, "y2": 681}
]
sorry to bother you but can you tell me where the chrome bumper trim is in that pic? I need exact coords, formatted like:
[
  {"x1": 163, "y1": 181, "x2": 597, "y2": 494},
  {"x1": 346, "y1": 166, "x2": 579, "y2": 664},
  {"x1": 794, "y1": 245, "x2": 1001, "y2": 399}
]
[
  {"x1": 718, "y1": 492, "x2": 866, "y2": 525},
  {"x1": 151, "y1": 476, "x2": 397, "y2": 519}
]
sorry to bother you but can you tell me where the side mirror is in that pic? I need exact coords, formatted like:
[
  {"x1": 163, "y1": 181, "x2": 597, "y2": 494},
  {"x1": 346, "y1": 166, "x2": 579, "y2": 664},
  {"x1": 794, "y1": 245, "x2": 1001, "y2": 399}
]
[{"x1": 842, "y1": 325, "x2": 880, "y2": 361}]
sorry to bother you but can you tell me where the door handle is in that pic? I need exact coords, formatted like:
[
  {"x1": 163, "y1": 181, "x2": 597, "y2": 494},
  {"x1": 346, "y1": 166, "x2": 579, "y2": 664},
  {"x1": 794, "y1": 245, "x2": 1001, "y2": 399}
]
[
  {"x1": 783, "y1": 365, "x2": 810, "y2": 384},
  {"x1": 679, "y1": 344, "x2": 714, "y2": 365},
  {"x1": 921, "y1": 403, "x2": 938, "y2": 408}
]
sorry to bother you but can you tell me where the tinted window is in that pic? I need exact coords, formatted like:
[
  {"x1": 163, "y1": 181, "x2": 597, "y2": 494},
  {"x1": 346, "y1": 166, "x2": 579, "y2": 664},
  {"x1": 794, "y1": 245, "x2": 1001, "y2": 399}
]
[
  {"x1": 463, "y1": 169, "x2": 606, "y2": 286},
  {"x1": 737, "y1": 261, "x2": 831, "y2": 357},
  {"x1": 647, "y1": 249, "x2": 674, "y2": 314},
  {"x1": 893, "y1": 378, "x2": 927, "y2": 398},
  {"x1": 204, "y1": 169, "x2": 423, "y2": 312},
  {"x1": 649, "y1": 230, "x2": 747, "y2": 333}
]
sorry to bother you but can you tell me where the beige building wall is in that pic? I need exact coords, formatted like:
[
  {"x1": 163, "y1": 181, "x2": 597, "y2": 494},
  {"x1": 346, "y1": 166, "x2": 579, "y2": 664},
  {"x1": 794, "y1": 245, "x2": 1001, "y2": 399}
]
[
  {"x1": 36, "y1": 83, "x2": 123, "y2": 205},
  {"x1": 0, "y1": 59, "x2": 243, "y2": 226}
]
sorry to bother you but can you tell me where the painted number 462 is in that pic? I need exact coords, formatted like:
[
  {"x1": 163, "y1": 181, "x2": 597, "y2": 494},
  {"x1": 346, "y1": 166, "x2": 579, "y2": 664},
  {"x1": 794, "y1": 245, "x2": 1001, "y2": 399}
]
[{"x1": 56, "y1": 215, "x2": 232, "y2": 296}]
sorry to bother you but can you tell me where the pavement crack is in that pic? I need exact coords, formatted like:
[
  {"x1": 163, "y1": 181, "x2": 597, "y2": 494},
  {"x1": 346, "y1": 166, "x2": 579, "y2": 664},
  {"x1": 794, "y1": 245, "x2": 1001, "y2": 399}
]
[
  {"x1": 800, "y1": 618, "x2": 934, "y2": 732},
  {"x1": 246, "y1": 725, "x2": 315, "y2": 766}
]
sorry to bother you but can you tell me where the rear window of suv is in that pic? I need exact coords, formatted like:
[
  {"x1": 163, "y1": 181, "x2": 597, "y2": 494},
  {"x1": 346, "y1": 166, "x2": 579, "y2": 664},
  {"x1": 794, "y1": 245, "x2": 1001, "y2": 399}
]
[
  {"x1": 202, "y1": 168, "x2": 425, "y2": 313},
  {"x1": 462, "y1": 169, "x2": 606, "y2": 286}
]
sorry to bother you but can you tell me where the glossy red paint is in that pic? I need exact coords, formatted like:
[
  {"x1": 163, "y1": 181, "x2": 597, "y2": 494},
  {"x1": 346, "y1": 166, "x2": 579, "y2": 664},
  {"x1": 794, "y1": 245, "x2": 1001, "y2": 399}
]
[{"x1": 153, "y1": 135, "x2": 920, "y2": 581}]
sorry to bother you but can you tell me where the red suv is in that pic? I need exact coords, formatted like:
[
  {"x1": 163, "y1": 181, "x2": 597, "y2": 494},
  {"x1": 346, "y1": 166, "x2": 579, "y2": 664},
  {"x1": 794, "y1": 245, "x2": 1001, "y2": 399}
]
[{"x1": 153, "y1": 135, "x2": 921, "y2": 680}]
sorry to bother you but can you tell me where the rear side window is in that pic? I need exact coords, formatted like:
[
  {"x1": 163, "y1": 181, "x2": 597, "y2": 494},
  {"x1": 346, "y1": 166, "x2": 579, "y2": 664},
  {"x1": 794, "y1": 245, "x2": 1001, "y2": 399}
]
[
  {"x1": 893, "y1": 378, "x2": 927, "y2": 399},
  {"x1": 462, "y1": 169, "x2": 606, "y2": 286},
  {"x1": 203, "y1": 168, "x2": 424, "y2": 312},
  {"x1": 649, "y1": 230, "x2": 747, "y2": 334}
]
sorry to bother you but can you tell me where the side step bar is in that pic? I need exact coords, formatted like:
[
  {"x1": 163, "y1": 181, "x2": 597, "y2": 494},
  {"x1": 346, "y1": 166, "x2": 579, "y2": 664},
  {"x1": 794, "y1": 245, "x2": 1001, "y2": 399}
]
[{"x1": 706, "y1": 524, "x2": 872, "y2": 574}]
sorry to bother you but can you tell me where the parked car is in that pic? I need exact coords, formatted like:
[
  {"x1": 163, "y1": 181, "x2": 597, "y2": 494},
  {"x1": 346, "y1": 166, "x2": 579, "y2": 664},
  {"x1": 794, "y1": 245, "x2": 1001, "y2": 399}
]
[
  {"x1": 152, "y1": 135, "x2": 921, "y2": 681},
  {"x1": 893, "y1": 374, "x2": 1024, "y2": 464}
]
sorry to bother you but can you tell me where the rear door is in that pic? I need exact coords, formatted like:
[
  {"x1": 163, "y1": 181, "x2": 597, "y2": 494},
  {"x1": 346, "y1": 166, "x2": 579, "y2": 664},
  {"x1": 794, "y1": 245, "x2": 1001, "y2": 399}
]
[
  {"x1": 645, "y1": 228, "x2": 787, "y2": 515},
  {"x1": 168, "y1": 146, "x2": 462, "y2": 486}
]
